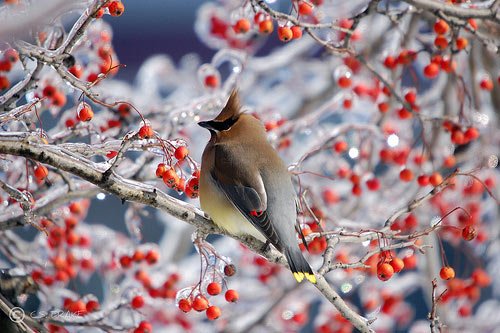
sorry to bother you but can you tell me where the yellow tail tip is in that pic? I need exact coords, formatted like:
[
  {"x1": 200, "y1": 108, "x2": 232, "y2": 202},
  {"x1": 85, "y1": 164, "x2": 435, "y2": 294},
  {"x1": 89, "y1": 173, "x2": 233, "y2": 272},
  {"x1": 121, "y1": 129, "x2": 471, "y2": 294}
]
[
  {"x1": 293, "y1": 272, "x2": 317, "y2": 284},
  {"x1": 305, "y1": 273, "x2": 317, "y2": 284},
  {"x1": 293, "y1": 272, "x2": 305, "y2": 282}
]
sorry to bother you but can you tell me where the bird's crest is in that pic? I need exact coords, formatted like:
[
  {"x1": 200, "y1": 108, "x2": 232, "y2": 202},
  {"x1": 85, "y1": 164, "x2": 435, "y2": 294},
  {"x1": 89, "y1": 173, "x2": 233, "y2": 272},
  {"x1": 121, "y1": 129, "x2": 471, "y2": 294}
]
[{"x1": 214, "y1": 89, "x2": 241, "y2": 121}]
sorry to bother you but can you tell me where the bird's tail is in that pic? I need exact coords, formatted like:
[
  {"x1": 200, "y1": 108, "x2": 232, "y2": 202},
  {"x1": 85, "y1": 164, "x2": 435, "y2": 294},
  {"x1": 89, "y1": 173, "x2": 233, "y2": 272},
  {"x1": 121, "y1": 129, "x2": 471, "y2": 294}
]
[{"x1": 284, "y1": 247, "x2": 316, "y2": 283}]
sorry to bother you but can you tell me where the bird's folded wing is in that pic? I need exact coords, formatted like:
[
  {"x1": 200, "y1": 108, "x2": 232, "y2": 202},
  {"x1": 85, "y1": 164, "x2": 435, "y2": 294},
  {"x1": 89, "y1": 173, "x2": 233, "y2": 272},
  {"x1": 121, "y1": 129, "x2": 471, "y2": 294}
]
[{"x1": 211, "y1": 144, "x2": 282, "y2": 249}]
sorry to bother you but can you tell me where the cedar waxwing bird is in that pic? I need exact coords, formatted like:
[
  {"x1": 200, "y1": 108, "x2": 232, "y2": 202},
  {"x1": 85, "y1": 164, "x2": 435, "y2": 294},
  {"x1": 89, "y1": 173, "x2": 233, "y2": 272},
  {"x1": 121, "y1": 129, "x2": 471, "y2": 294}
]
[{"x1": 198, "y1": 90, "x2": 316, "y2": 284}]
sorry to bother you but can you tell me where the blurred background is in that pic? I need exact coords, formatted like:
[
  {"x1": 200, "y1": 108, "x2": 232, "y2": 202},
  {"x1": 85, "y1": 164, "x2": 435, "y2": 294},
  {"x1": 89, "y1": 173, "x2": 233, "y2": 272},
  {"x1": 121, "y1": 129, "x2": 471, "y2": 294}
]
[{"x1": 107, "y1": 0, "x2": 214, "y2": 79}]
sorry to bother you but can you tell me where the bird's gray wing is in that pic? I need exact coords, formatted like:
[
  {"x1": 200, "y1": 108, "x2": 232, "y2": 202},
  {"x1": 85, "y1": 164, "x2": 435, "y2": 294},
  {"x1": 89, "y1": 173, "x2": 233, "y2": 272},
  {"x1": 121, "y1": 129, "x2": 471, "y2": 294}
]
[{"x1": 211, "y1": 144, "x2": 282, "y2": 250}]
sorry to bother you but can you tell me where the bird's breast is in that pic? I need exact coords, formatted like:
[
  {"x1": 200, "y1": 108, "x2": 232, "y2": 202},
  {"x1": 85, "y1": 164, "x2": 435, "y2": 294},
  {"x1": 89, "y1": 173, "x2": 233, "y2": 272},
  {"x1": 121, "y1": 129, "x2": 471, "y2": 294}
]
[{"x1": 199, "y1": 173, "x2": 265, "y2": 242}]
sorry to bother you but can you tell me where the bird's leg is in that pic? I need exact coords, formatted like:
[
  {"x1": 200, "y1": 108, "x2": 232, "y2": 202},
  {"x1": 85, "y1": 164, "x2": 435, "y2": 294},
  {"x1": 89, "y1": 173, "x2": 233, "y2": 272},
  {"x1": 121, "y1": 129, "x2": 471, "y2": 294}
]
[{"x1": 260, "y1": 240, "x2": 271, "y2": 252}]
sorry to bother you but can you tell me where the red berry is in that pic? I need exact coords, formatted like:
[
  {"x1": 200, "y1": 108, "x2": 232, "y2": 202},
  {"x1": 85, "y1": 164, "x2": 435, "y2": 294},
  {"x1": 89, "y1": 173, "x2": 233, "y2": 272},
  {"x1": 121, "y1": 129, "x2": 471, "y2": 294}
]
[
  {"x1": 34, "y1": 165, "x2": 49, "y2": 180},
  {"x1": 131, "y1": 295, "x2": 145, "y2": 309},
  {"x1": 259, "y1": 20, "x2": 273, "y2": 34},
  {"x1": 433, "y1": 20, "x2": 449, "y2": 34},
  {"x1": 178, "y1": 298, "x2": 192, "y2": 312},
  {"x1": 443, "y1": 155, "x2": 456, "y2": 168},
  {"x1": 86, "y1": 300, "x2": 100, "y2": 312},
  {"x1": 434, "y1": 35, "x2": 449, "y2": 49},
  {"x1": 0, "y1": 59, "x2": 12, "y2": 72},
  {"x1": 479, "y1": 78, "x2": 493, "y2": 91},
  {"x1": 417, "y1": 174, "x2": 430, "y2": 187},
  {"x1": 399, "y1": 168, "x2": 413, "y2": 182},
  {"x1": 464, "y1": 127, "x2": 479, "y2": 141},
  {"x1": 403, "y1": 255, "x2": 417, "y2": 269},
  {"x1": 78, "y1": 105, "x2": 94, "y2": 122},
  {"x1": 119, "y1": 255, "x2": 132, "y2": 268},
  {"x1": 333, "y1": 141, "x2": 348, "y2": 153},
  {"x1": 429, "y1": 172, "x2": 443, "y2": 186},
  {"x1": 207, "y1": 282, "x2": 222, "y2": 296},
  {"x1": 423, "y1": 63, "x2": 439, "y2": 78},
  {"x1": 383, "y1": 56, "x2": 397, "y2": 69},
  {"x1": 458, "y1": 304, "x2": 471, "y2": 317},
  {"x1": 145, "y1": 249, "x2": 159, "y2": 264},
  {"x1": 138, "y1": 125, "x2": 154, "y2": 139},
  {"x1": 118, "y1": 103, "x2": 131, "y2": 117},
  {"x1": 377, "y1": 263, "x2": 394, "y2": 281},
  {"x1": 471, "y1": 268, "x2": 491, "y2": 287},
  {"x1": 80, "y1": 258, "x2": 94, "y2": 270},
  {"x1": 404, "y1": 91, "x2": 416, "y2": 104},
  {"x1": 4, "y1": 48, "x2": 19, "y2": 63},
  {"x1": 132, "y1": 250, "x2": 145, "y2": 262},
  {"x1": 337, "y1": 75, "x2": 352, "y2": 88},
  {"x1": 224, "y1": 289, "x2": 239, "y2": 302},
  {"x1": 51, "y1": 92, "x2": 67, "y2": 107},
  {"x1": 278, "y1": 26, "x2": 293, "y2": 42},
  {"x1": 108, "y1": 1, "x2": 124, "y2": 16},
  {"x1": 0, "y1": 75, "x2": 10, "y2": 90},
  {"x1": 366, "y1": 178, "x2": 380, "y2": 191},
  {"x1": 451, "y1": 129, "x2": 465, "y2": 144},
  {"x1": 135, "y1": 321, "x2": 152, "y2": 333},
  {"x1": 456, "y1": 37, "x2": 468, "y2": 50},
  {"x1": 106, "y1": 151, "x2": 118, "y2": 159},
  {"x1": 68, "y1": 300, "x2": 87, "y2": 316},
  {"x1": 440, "y1": 266, "x2": 455, "y2": 280},
  {"x1": 204, "y1": 74, "x2": 219, "y2": 88},
  {"x1": 233, "y1": 18, "x2": 251, "y2": 33},
  {"x1": 174, "y1": 146, "x2": 189, "y2": 160},
  {"x1": 291, "y1": 26, "x2": 302, "y2": 39},
  {"x1": 298, "y1": 2, "x2": 313, "y2": 15},
  {"x1": 69, "y1": 202, "x2": 82, "y2": 215},
  {"x1": 192, "y1": 296, "x2": 209, "y2": 312},
  {"x1": 378, "y1": 102, "x2": 390, "y2": 113},
  {"x1": 390, "y1": 257, "x2": 404, "y2": 273},
  {"x1": 224, "y1": 264, "x2": 236, "y2": 276},
  {"x1": 162, "y1": 168, "x2": 179, "y2": 187},
  {"x1": 155, "y1": 163, "x2": 167, "y2": 178},
  {"x1": 462, "y1": 225, "x2": 477, "y2": 241},
  {"x1": 206, "y1": 305, "x2": 221, "y2": 320}
]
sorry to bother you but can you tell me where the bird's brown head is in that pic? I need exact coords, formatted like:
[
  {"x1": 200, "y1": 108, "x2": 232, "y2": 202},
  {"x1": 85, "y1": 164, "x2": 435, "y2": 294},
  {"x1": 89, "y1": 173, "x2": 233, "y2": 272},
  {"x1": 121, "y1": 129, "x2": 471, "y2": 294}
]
[{"x1": 198, "y1": 89, "x2": 241, "y2": 133}]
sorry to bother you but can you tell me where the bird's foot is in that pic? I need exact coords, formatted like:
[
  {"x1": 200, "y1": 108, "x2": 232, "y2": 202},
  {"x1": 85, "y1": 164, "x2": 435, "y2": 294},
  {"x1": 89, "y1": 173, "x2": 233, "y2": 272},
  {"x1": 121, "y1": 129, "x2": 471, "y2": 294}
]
[{"x1": 260, "y1": 240, "x2": 271, "y2": 253}]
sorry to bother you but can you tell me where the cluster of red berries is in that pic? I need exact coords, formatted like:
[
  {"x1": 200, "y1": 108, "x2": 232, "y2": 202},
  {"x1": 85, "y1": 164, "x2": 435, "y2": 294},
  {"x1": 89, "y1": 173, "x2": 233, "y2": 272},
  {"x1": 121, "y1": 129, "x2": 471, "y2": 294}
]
[
  {"x1": 250, "y1": 255, "x2": 282, "y2": 283},
  {"x1": 177, "y1": 283, "x2": 239, "y2": 320},
  {"x1": 62, "y1": 297, "x2": 100, "y2": 316},
  {"x1": 41, "y1": 84, "x2": 67, "y2": 108},
  {"x1": 442, "y1": 120, "x2": 480, "y2": 145},
  {"x1": 177, "y1": 263, "x2": 238, "y2": 321},
  {"x1": 232, "y1": 12, "x2": 303, "y2": 43},
  {"x1": 383, "y1": 49, "x2": 417, "y2": 70},
  {"x1": 315, "y1": 311, "x2": 353, "y2": 333},
  {"x1": 390, "y1": 213, "x2": 419, "y2": 232},
  {"x1": 0, "y1": 48, "x2": 19, "y2": 90},
  {"x1": 94, "y1": 1, "x2": 125, "y2": 19},
  {"x1": 374, "y1": 252, "x2": 405, "y2": 281},
  {"x1": 365, "y1": 246, "x2": 417, "y2": 276},
  {"x1": 300, "y1": 223, "x2": 327, "y2": 254},
  {"x1": 440, "y1": 268, "x2": 491, "y2": 317},
  {"x1": 31, "y1": 202, "x2": 93, "y2": 285},
  {"x1": 333, "y1": 165, "x2": 381, "y2": 197},
  {"x1": 133, "y1": 270, "x2": 180, "y2": 300},
  {"x1": 156, "y1": 161, "x2": 200, "y2": 199},
  {"x1": 119, "y1": 248, "x2": 160, "y2": 269}
]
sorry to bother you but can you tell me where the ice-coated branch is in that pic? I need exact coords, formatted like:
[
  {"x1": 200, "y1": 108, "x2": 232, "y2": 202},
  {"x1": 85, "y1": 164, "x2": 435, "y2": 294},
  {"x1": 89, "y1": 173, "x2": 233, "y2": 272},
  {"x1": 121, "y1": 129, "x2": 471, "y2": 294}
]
[
  {"x1": 403, "y1": 0, "x2": 500, "y2": 23},
  {"x1": 0, "y1": 133, "x2": 374, "y2": 333}
]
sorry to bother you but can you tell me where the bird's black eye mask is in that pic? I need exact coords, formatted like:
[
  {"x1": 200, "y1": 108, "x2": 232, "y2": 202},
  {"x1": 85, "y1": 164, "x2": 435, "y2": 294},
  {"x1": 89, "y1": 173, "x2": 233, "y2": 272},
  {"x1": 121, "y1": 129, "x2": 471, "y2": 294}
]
[{"x1": 198, "y1": 116, "x2": 238, "y2": 132}]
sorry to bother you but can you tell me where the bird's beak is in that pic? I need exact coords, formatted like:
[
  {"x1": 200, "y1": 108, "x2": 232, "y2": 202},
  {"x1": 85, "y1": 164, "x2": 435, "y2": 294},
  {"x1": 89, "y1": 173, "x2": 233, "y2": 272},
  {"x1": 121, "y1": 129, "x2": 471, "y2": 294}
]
[{"x1": 198, "y1": 121, "x2": 213, "y2": 130}]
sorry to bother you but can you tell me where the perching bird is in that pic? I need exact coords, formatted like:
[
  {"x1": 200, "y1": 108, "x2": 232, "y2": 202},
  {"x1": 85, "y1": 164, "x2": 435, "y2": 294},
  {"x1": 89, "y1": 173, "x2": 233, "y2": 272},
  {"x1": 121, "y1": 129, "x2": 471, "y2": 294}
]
[{"x1": 198, "y1": 90, "x2": 316, "y2": 283}]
